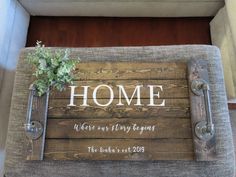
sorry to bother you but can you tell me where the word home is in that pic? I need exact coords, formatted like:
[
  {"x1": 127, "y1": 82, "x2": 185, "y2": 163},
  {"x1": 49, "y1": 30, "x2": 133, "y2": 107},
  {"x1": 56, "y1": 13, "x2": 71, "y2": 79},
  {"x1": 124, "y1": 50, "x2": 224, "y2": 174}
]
[{"x1": 68, "y1": 84, "x2": 166, "y2": 107}]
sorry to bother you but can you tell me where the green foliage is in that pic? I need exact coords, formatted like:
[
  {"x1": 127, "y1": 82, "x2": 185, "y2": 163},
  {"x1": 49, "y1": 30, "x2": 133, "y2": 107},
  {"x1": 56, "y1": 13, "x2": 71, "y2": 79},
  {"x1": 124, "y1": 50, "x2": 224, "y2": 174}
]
[{"x1": 26, "y1": 41, "x2": 79, "y2": 96}]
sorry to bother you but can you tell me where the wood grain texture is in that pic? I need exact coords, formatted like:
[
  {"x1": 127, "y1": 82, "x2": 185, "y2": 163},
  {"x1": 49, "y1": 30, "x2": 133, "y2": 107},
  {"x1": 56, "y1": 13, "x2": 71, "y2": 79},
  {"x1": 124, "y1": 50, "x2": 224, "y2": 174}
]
[
  {"x1": 46, "y1": 118, "x2": 192, "y2": 139},
  {"x1": 5, "y1": 46, "x2": 235, "y2": 177},
  {"x1": 45, "y1": 61, "x2": 191, "y2": 161},
  {"x1": 48, "y1": 98, "x2": 190, "y2": 118},
  {"x1": 25, "y1": 91, "x2": 49, "y2": 160},
  {"x1": 44, "y1": 61, "x2": 192, "y2": 161},
  {"x1": 188, "y1": 59, "x2": 216, "y2": 161},
  {"x1": 44, "y1": 139, "x2": 194, "y2": 161},
  {"x1": 50, "y1": 80, "x2": 188, "y2": 99},
  {"x1": 72, "y1": 62, "x2": 187, "y2": 80}
]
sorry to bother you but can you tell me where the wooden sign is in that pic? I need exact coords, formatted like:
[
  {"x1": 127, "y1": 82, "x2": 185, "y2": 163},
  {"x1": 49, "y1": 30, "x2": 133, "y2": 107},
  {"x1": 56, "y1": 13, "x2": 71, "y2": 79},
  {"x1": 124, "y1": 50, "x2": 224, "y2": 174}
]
[{"x1": 25, "y1": 60, "x2": 216, "y2": 161}]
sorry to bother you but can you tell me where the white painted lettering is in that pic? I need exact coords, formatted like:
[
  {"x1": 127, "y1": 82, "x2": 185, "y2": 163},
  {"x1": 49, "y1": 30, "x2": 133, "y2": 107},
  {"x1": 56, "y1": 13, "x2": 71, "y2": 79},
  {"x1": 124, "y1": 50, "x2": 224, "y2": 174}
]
[
  {"x1": 117, "y1": 85, "x2": 143, "y2": 106},
  {"x1": 67, "y1": 86, "x2": 89, "y2": 106},
  {"x1": 93, "y1": 84, "x2": 114, "y2": 107},
  {"x1": 147, "y1": 85, "x2": 165, "y2": 107}
]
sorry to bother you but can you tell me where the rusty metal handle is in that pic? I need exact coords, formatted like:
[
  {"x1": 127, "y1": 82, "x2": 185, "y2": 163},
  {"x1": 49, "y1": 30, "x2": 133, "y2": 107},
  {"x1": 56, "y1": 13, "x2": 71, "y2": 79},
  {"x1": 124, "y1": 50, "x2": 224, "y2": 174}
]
[{"x1": 191, "y1": 79, "x2": 215, "y2": 141}]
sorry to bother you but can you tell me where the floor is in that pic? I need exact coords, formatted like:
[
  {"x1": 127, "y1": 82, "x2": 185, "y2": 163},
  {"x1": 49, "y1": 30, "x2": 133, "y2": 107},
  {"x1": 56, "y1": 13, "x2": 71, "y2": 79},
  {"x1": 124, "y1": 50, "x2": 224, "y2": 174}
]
[
  {"x1": 1, "y1": 17, "x2": 236, "y2": 176},
  {"x1": 26, "y1": 17, "x2": 212, "y2": 47}
]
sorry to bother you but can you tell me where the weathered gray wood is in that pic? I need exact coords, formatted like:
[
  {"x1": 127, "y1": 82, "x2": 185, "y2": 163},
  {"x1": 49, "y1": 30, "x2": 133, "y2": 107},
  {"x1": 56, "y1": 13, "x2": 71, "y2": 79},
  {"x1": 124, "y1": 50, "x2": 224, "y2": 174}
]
[
  {"x1": 46, "y1": 118, "x2": 192, "y2": 139},
  {"x1": 50, "y1": 80, "x2": 188, "y2": 99},
  {"x1": 25, "y1": 91, "x2": 49, "y2": 160},
  {"x1": 48, "y1": 98, "x2": 190, "y2": 118},
  {"x1": 188, "y1": 59, "x2": 216, "y2": 161},
  {"x1": 44, "y1": 139, "x2": 194, "y2": 161}
]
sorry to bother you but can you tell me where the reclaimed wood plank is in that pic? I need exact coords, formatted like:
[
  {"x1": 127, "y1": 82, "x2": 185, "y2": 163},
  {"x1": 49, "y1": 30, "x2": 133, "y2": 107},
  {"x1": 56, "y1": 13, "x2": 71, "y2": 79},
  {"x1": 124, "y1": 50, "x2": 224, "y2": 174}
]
[
  {"x1": 48, "y1": 99, "x2": 190, "y2": 118},
  {"x1": 50, "y1": 80, "x2": 188, "y2": 99},
  {"x1": 188, "y1": 59, "x2": 216, "y2": 161},
  {"x1": 25, "y1": 91, "x2": 49, "y2": 160},
  {"x1": 46, "y1": 118, "x2": 192, "y2": 139},
  {"x1": 44, "y1": 139, "x2": 194, "y2": 161},
  {"x1": 73, "y1": 62, "x2": 187, "y2": 80}
]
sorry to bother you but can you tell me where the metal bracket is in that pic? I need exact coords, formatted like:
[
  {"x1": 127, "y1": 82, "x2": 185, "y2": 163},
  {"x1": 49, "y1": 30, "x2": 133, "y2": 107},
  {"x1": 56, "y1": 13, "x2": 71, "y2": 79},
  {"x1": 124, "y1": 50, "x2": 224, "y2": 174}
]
[
  {"x1": 24, "y1": 84, "x2": 43, "y2": 140},
  {"x1": 191, "y1": 79, "x2": 215, "y2": 141}
]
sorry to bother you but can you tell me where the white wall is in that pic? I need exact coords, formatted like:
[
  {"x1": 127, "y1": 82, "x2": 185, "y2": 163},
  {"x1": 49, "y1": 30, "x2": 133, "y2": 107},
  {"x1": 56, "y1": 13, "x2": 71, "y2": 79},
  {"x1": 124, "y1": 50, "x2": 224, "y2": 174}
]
[
  {"x1": 210, "y1": 5, "x2": 236, "y2": 99},
  {"x1": 225, "y1": 0, "x2": 236, "y2": 99},
  {"x1": 19, "y1": 0, "x2": 224, "y2": 17},
  {"x1": 0, "y1": 0, "x2": 30, "y2": 176}
]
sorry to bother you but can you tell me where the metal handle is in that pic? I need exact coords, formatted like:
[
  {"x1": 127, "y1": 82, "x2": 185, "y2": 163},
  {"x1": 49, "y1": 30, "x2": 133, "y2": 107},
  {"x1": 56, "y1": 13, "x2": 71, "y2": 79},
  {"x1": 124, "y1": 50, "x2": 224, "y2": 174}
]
[
  {"x1": 191, "y1": 79, "x2": 215, "y2": 141},
  {"x1": 24, "y1": 84, "x2": 43, "y2": 140}
]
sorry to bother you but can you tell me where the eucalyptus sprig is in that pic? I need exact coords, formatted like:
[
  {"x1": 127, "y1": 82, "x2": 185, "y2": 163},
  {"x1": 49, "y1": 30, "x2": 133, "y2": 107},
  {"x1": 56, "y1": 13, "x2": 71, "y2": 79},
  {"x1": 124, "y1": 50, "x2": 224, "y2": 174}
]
[{"x1": 26, "y1": 41, "x2": 79, "y2": 96}]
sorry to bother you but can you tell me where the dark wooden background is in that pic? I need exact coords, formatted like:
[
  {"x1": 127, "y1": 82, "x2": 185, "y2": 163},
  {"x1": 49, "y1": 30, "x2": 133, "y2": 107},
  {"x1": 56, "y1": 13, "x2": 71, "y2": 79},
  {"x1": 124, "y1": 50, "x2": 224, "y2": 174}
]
[{"x1": 26, "y1": 17, "x2": 212, "y2": 47}]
